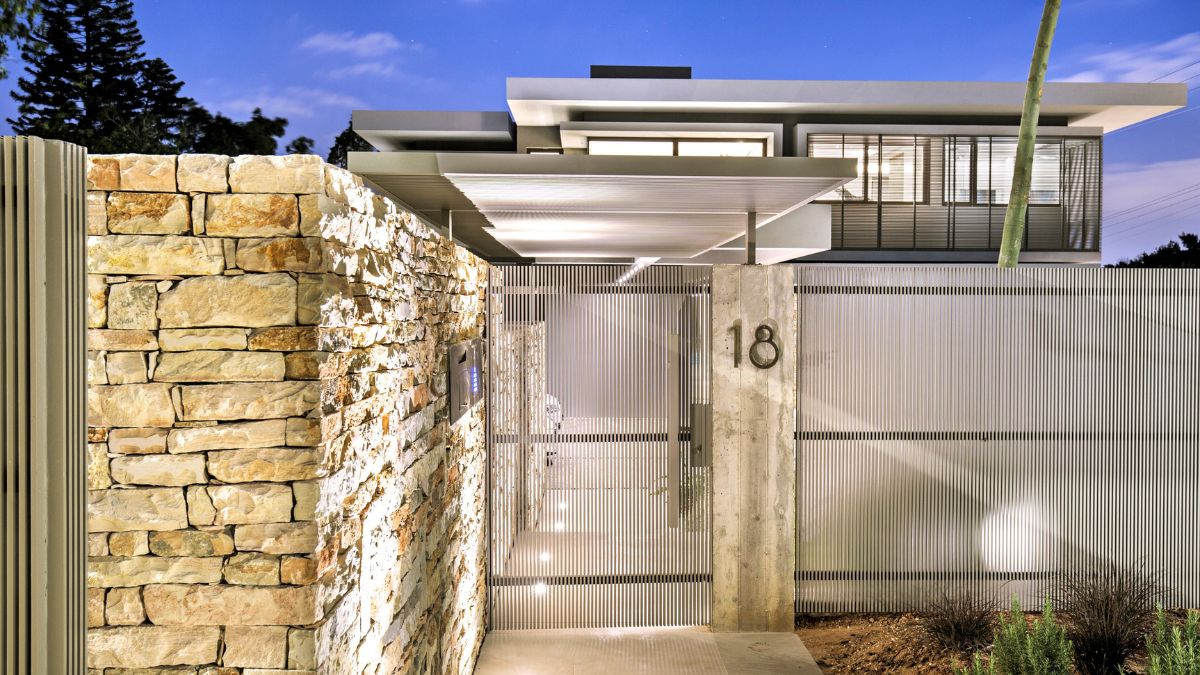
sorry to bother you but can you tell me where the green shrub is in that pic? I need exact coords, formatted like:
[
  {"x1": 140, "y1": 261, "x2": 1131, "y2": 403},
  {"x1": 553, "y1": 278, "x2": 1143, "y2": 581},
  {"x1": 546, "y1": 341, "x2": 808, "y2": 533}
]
[
  {"x1": 990, "y1": 596, "x2": 1073, "y2": 675},
  {"x1": 1147, "y1": 605, "x2": 1200, "y2": 675},
  {"x1": 925, "y1": 586, "x2": 998, "y2": 650},
  {"x1": 1058, "y1": 563, "x2": 1162, "y2": 675}
]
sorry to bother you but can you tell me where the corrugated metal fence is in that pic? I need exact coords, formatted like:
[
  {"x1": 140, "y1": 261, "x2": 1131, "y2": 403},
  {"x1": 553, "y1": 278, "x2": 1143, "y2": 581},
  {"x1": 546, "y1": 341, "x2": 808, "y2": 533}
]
[
  {"x1": 795, "y1": 265, "x2": 1200, "y2": 613},
  {"x1": 1, "y1": 137, "x2": 87, "y2": 672}
]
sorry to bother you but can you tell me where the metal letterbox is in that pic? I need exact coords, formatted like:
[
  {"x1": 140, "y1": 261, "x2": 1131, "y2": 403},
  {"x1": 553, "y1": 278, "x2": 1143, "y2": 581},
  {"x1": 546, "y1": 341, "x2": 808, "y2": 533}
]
[{"x1": 448, "y1": 338, "x2": 483, "y2": 425}]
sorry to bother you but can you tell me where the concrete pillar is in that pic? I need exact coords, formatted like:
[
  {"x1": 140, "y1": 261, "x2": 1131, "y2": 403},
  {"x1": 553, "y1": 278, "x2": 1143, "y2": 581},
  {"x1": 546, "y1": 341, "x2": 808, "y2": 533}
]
[{"x1": 710, "y1": 264, "x2": 796, "y2": 632}]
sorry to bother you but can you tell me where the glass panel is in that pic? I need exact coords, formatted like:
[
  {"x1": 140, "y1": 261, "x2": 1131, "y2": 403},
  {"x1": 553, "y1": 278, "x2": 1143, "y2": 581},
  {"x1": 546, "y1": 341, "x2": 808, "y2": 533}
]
[
  {"x1": 588, "y1": 139, "x2": 674, "y2": 156},
  {"x1": 878, "y1": 137, "x2": 927, "y2": 203},
  {"x1": 977, "y1": 139, "x2": 1061, "y2": 205},
  {"x1": 676, "y1": 140, "x2": 765, "y2": 157},
  {"x1": 943, "y1": 138, "x2": 973, "y2": 204},
  {"x1": 810, "y1": 136, "x2": 867, "y2": 201}
]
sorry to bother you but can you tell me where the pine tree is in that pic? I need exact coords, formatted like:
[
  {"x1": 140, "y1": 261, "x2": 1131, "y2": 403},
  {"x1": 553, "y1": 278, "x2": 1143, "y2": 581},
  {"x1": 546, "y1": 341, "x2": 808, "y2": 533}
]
[
  {"x1": 8, "y1": 0, "x2": 297, "y2": 155},
  {"x1": 326, "y1": 118, "x2": 374, "y2": 168},
  {"x1": 0, "y1": 1, "x2": 39, "y2": 80}
]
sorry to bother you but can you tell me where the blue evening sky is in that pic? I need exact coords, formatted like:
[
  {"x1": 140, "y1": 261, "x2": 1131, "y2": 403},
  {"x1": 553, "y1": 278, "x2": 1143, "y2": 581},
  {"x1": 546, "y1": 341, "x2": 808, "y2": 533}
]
[{"x1": 3, "y1": 0, "x2": 1198, "y2": 261}]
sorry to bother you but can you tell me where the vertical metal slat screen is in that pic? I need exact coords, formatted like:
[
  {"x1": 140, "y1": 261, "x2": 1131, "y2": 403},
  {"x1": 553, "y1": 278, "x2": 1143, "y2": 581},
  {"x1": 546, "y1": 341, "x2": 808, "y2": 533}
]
[
  {"x1": 1, "y1": 137, "x2": 87, "y2": 672},
  {"x1": 488, "y1": 265, "x2": 712, "y2": 629},
  {"x1": 795, "y1": 265, "x2": 1200, "y2": 613}
]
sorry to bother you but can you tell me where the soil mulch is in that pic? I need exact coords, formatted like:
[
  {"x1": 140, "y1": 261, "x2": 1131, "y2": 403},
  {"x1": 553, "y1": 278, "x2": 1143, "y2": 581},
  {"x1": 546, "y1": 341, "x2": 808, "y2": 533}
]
[{"x1": 796, "y1": 613, "x2": 979, "y2": 674}]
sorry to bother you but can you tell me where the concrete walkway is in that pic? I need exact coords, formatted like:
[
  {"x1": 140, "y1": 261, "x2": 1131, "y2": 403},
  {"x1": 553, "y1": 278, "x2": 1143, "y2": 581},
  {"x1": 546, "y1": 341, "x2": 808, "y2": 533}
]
[{"x1": 473, "y1": 626, "x2": 823, "y2": 675}]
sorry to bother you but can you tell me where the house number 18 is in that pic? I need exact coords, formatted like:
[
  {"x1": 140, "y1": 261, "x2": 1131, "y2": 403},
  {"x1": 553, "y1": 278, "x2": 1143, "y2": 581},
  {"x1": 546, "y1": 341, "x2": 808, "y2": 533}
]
[{"x1": 728, "y1": 320, "x2": 780, "y2": 369}]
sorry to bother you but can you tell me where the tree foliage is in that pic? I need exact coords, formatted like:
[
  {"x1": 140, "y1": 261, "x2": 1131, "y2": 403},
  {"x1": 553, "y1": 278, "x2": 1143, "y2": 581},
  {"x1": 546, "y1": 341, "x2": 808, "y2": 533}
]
[
  {"x1": 1110, "y1": 233, "x2": 1200, "y2": 268},
  {"x1": 0, "y1": 0, "x2": 39, "y2": 80},
  {"x1": 326, "y1": 118, "x2": 374, "y2": 168},
  {"x1": 8, "y1": 0, "x2": 308, "y2": 154}
]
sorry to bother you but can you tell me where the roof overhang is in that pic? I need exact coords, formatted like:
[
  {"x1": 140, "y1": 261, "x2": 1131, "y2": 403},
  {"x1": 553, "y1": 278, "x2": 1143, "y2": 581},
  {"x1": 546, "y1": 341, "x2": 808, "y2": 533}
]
[
  {"x1": 349, "y1": 152, "x2": 855, "y2": 260},
  {"x1": 507, "y1": 78, "x2": 1187, "y2": 132}
]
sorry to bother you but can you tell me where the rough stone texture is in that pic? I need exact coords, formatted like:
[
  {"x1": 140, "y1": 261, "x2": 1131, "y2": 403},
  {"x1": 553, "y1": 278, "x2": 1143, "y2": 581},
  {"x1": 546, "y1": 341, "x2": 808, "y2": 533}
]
[
  {"x1": 106, "y1": 351, "x2": 148, "y2": 384},
  {"x1": 108, "y1": 427, "x2": 168, "y2": 455},
  {"x1": 88, "y1": 556, "x2": 223, "y2": 587},
  {"x1": 105, "y1": 588, "x2": 146, "y2": 626},
  {"x1": 88, "y1": 235, "x2": 225, "y2": 276},
  {"x1": 87, "y1": 626, "x2": 220, "y2": 668},
  {"x1": 89, "y1": 328, "x2": 158, "y2": 351},
  {"x1": 117, "y1": 154, "x2": 177, "y2": 192},
  {"x1": 155, "y1": 351, "x2": 285, "y2": 383},
  {"x1": 223, "y1": 552, "x2": 280, "y2": 585},
  {"x1": 107, "y1": 192, "x2": 190, "y2": 234},
  {"x1": 223, "y1": 625, "x2": 287, "y2": 668},
  {"x1": 89, "y1": 488, "x2": 188, "y2": 532},
  {"x1": 233, "y1": 522, "x2": 316, "y2": 555},
  {"x1": 143, "y1": 584, "x2": 318, "y2": 625},
  {"x1": 207, "y1": 484, "x2": 293, "y2": 525},
  {"x1": 109, "y1": 531, "x2": 150, "y2": 557},
  {"x1": 179, "y1": 382, "x2": 318, "y2": 420},
  {"x1": 229, "y1": 155, "x2": 324, "y2": 194},
  {"x1": 206, "y1": 194, "x2": 299, "y2": 238},
  {"x1": 167, "y1": 420, "x2": 286, "y2": 454},
  {"x1": 108, "y1": 281, "x2": 159, "y2": 330},
  {"x1": 89, "y1": 383, "x2": 174, "y2": 428},
  {"x1": 208, "y1": 447, "x2": 319, "y2": 483},
  {"x1": 159, "y1": 328, "x2": 248, "y2": 352},
  {"x1": 177, "y1": 154, "x2": 230, "y2": 193},
  {"x1": 158, "y1": 273, "x2": 296, "y2": 328},
  {"x1": 86, "y1": 155, "x2": 488, "y2": 674},
  {"x1": 110, "y1": 453, "x2": 207, "y2": 486},
  {"x1": 236, "y1": 238, "x2": 323, "y2": 272},
  {"x1": 149, "y1": 530, "x2": 235, "y2": 557}
]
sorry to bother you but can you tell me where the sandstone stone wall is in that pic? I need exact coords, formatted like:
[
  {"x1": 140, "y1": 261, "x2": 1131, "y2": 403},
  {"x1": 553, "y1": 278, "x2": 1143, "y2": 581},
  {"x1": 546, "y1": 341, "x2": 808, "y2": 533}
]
[{"x1": 84, "y1": 153, "x2": 488, "y2": 674}]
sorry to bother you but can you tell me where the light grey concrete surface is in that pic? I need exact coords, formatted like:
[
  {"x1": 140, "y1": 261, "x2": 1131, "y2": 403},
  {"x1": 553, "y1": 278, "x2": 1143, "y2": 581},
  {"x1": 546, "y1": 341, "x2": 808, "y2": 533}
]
[
  {"x1": 473, "y1": 626, "x2": 823, "y2": 675},
  {"x1": 711, "y1": 265, "x2": 797, "y2": 632}
]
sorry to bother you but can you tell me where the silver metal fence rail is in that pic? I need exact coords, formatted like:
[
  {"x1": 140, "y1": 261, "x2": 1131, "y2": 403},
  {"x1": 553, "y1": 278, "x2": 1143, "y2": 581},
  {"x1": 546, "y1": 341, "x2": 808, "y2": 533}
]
[
  {"x1": 487, "y1": 264, "x2": 712, "y2": 629},
  {"x1": 795, "y1": 265, "x2": 1200, "y2": 613},
  {"x1": 1, "y1": 137, "x2": 88, "y2": 672}
]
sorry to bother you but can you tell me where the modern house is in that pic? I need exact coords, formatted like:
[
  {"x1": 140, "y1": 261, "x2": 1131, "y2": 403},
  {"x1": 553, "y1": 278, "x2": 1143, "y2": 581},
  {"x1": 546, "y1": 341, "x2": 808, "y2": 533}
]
[{"x1": 349, "y1": 65, "x2": 1186, "y2": 265}]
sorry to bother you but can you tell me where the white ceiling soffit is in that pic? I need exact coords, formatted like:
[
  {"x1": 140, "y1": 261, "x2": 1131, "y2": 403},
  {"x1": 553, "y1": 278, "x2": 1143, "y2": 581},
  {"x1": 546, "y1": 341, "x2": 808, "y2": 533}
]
[
  {"x1": 434, "y1": 154, "x2": 854, "y2": 259},
  {"x1": 506, "y1": 78, "x2": 1188, "y2": 132}
]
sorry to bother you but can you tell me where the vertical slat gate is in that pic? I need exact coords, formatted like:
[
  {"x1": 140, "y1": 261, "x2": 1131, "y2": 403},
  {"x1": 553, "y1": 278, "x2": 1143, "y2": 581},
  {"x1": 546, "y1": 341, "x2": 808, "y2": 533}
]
[
  {"x1": 1, "y1": 136, "x2": 87, "y2": 673},
  {"x1": 795, "y1": 265, "x2": 1200, "y2": 613},
  {"x1": 487, "y1": 265, "x2": 712, "y2": 629}
]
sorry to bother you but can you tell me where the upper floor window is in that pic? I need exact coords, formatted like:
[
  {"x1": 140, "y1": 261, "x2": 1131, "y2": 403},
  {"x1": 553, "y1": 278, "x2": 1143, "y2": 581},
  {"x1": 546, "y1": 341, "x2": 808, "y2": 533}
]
[
  {"x1": 809, "y1": 134, "x2": 929, "y2": 203},
  {"x1": 587, "y1": 138, "x2": 767, "y2": 157},
  {"x1": 944, "y1": 137, "x2": 1062, "y2": 206}
]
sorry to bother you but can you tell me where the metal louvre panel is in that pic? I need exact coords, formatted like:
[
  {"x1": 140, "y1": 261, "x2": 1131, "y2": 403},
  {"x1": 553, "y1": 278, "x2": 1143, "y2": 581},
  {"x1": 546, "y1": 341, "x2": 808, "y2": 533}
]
[
  {"x1": 794, "y1": 266, "x2": 1200, "y2": 613},
  {"x1": 1, "y1": 137, "x2": 87, "y2": 673},
  {"x1": 808, "y1": 134, "x2": 1101, "y2": 252},
  {"x1": 488, "y1": 265, "x2": 712, "y2": 629}
]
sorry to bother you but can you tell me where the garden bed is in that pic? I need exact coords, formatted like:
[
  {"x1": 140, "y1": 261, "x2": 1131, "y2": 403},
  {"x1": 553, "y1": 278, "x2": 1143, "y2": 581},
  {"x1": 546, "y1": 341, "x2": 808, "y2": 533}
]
[{"x1": 796, "y1": 613, "x2": 1154, "y2": 674}]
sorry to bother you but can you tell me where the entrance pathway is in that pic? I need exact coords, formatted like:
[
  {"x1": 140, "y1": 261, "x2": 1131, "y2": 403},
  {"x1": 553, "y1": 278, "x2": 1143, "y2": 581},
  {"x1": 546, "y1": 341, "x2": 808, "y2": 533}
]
[{"x1": 473, "y1": 626, "x2": 823, "y2": 674}]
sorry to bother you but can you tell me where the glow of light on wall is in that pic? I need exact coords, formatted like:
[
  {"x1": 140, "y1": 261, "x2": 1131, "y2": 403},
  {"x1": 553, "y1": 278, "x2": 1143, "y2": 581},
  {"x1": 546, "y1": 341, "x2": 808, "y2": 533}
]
[
  {"x1": 980, "y1": 503, "x2": 1041, "y2": 572},
  {"x1": 533, "y1": 582, "x2": 548, "y2": 596},
  {"x1": 553, "y1": 520, "x2": 564, "y2": 531},
  {"x1": 539, "y1": 551, "x2": 551, "y2": 562}
]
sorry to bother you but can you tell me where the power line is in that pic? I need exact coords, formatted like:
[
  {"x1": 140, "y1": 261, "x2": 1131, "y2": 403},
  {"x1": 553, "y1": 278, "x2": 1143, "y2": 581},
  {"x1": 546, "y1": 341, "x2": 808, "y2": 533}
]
[
  {"x1": 1106, "y1": 200, "x2": 1200, "y2": 243},
  {"x1": 1107, "y1": 190, "x2": 1200, "y2": 232},
  {"x1": 1151, "y1": 57, "x2": 1200, "y2": 82},
  {"x1": 1104, "y1": 181, "x2": 1200, "y2": 221}
]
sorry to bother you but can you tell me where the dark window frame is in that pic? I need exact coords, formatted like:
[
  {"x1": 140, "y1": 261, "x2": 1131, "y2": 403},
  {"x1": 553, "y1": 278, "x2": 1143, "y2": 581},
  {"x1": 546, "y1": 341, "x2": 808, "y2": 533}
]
[
  {"x1": 810, "y1": 134, "x2": 932, "y2": 206},
  {"x1": 941, "y1": 136, "x2": 1065, "y2": 207}
]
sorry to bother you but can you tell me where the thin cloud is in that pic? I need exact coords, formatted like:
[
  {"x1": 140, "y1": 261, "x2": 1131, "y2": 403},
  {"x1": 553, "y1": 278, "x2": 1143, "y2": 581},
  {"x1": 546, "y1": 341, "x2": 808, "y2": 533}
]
[
  {"x1": 1103, "y1": 156, "x2": 1200, "y2": 261},
  {"x1": 209, "y1": 86, "x2": 366, "y2": 118},
  {"x1": 299, "y1": 31, "x2": 421, "y2": 58},
  {"x1": 327, "y1": 61, "x2": 397, "y2": 80},
  {"x1": 1061, "y1": 32, "x2": 1200, "y2": 83}
]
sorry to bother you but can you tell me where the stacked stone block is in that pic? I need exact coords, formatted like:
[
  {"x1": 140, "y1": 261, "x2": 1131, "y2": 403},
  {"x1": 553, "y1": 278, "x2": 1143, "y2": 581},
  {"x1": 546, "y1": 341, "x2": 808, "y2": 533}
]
[{"x1": 85, "y1": 153, "x2": 488, "y2": 674}]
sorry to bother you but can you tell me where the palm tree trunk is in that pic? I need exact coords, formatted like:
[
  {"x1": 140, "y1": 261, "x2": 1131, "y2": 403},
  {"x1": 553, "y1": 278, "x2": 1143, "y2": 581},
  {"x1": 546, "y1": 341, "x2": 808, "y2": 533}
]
[{"x1": 997, "y1": 0, "x2": 1062, "y2": 268}]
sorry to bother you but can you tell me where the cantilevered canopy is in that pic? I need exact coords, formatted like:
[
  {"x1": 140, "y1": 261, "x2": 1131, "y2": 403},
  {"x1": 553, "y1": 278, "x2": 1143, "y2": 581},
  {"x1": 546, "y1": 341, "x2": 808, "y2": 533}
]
[{"x1": 348, "y1": 152, "x2": 855, "y2": 260}]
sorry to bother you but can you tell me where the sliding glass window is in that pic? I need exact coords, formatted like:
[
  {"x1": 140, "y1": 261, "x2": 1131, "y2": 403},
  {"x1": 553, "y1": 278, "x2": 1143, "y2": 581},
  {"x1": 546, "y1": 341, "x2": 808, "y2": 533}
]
[{"x1": 809, "y1": 135, "x2": 929, "y2": 203}]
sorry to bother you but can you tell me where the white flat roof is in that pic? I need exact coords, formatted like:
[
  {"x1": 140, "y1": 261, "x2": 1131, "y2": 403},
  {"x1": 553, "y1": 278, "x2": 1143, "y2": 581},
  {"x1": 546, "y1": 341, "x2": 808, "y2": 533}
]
[{"x1": 507, "y1": 78, "x2": 1187, "y2": 132}]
